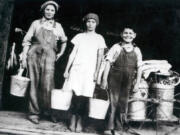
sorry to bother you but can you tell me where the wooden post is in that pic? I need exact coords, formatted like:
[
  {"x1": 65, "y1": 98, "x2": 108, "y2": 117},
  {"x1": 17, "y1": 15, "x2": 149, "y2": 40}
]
[{"x1": 0, "y1": 0, "x2": 14, "y2": 109}]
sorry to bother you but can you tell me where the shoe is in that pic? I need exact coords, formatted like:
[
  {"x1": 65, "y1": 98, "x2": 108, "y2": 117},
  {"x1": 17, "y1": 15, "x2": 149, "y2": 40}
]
[
  {"x1": 103, "y1": 130, "x2": 112, "y2": 135},
  {"x1": 28, "y1": 117, "x2": 39, "y2": 124},
  {"x1": 125, "y1": 128, "x2": 140, "y2": 135},
  {"x1": 51, "y1": 116, "x2": 58, "y2": 123},
  {"x1": 111, "y1": 130, "x2": 123, "y2": 135},
  {"x1": 116, "y1": 130, "x2": 124, "y2": 135}
]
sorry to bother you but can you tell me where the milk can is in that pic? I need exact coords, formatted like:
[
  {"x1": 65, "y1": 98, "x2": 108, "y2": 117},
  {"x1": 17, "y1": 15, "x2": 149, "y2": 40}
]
[
  {"x1": 150, "y1": 71, "x2": 180, "y2": 120},
  {"x1": 128, "y1": 79, "x2": 149, "y2": 120}
]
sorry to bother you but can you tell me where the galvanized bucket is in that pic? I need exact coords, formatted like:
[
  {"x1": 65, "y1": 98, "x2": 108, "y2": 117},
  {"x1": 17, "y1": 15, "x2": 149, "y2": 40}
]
[
  {"x1": 51, "y1": 89, "x2": 73, "y2": 110},
  {"x1": 10, "y1": 68, "x2": 30, "y2": 97},
  {"x1": 150, "y1": 71, "x2": 180, "y2": 120},
  {"x1": 10, "y1": 75, "x2": 30, "y2": 97},
  {"x1": 89, "y1": 89, "x2": 110, "y2": 120},
  {"x1": 128, "y1": 79, "x2": 149, "y2": 120}
]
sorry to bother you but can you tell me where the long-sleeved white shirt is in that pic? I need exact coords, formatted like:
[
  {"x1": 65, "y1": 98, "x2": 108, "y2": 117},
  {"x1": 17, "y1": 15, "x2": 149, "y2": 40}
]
[{"x1": 22, "y1": 17, "x2": 67, "y2": 47}]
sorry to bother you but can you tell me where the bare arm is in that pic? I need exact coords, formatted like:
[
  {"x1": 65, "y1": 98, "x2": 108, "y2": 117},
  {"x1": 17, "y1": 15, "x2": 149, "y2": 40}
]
[
  {"x1": 22, "y1": 46, "x2": 30, "y2": 57},
  {"x1": 64, "y1": 46, "x2": 78, "y2": 78},
  {"x1": 133, "y1": 66, "x2": 142, "y2": 91},
  {"x1": 56, "y1": 42, "x2": 67, "y2": 61},
  {"x1": 56, "y1": 23, "x2": 68, "y2": 60},
  {"x1": 133, "y1": 47, "x2": 143, "y2": 92},
  {"x1": 21, "y1": 46, "x2": 30, "y2": 68},
  {"x1": 101, "y1": 61, "x2": 111, "y2": 89},
  {"x1": 94, "y1": 48, "x2": 104, "y2": 81}
]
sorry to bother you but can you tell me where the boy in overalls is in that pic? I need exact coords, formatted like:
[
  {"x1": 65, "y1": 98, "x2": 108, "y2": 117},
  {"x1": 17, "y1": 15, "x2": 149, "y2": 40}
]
[{"x1": 101, "y1": 27, "x2": 142, "y2": 135}]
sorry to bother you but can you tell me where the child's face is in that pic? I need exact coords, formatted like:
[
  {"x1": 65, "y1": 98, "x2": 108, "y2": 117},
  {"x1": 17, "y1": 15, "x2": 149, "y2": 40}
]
[
  {"x1": 86, "y1": 19, "x2": 97, "y2": 32},
  {"x1": 121, "y1": 28, "x2": 136, "y2": 43}
]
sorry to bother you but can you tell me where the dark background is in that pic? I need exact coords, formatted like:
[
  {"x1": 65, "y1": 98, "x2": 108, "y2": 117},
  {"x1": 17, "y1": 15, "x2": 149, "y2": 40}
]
[
  {"x1": 2, "y1": 0, "x2": 180, "y2": 116},
  {"x1": 11, "y1": 0, "x2": 180, "y2": 70}
]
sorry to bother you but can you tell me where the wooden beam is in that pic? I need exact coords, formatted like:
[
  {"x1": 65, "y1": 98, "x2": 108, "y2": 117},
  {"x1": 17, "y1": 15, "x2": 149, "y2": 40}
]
[{"x1": 0, "y1": 0, "x2": 15, "y2": 109}]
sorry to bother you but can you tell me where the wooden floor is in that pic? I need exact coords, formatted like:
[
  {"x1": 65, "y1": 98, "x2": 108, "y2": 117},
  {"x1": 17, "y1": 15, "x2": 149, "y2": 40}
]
[
  {"x1": 0, "y1": 111, "x2": 180, "y2": 135},
  {"x1": 0, "y1": 111, "x2": 98, "y2": 135}
]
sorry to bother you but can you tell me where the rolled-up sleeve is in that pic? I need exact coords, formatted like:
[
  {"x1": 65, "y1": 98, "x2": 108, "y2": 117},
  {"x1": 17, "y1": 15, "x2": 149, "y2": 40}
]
[
  {"x1": 57, "y1": 23, "x2": 67, "y2": 43},
  {"x1": 106, "y1": 44, "x2": 121, "y2": 64},
  {"x1": 22, "y1": 21, "x2": 36, "y2": 47},
  {"x1": 134, "y1": 47, "x2": 143, "y2": 67}
]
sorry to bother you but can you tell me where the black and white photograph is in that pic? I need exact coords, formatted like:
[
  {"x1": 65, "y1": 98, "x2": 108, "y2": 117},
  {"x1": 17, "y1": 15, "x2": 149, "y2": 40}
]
[{"x1": 0, "y1": 0, "x2": 180, "y2": 134}]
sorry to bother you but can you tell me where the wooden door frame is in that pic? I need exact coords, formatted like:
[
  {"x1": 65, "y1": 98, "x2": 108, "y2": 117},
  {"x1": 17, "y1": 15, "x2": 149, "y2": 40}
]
[{"x1": 0, "y1": 0, "x2": 15, "y2": 109}]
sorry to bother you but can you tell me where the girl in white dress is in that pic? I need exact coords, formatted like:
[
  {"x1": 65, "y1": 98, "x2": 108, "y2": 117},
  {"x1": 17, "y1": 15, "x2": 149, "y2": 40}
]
[{"x1": 63, "y1": 13, "x2": 106, "y2": 132}]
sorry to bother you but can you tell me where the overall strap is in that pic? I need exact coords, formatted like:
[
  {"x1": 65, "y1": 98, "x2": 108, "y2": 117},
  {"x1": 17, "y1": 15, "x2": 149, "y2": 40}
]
[{"x1": 53, "y1": 21, "x2": 56, "y2": 28}]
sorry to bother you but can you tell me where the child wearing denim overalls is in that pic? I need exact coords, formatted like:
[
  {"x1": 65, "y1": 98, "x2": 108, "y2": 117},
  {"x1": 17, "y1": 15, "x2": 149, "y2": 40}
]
[{"x1": 101, "y1": 27, "x2": 142, "y2": 135}]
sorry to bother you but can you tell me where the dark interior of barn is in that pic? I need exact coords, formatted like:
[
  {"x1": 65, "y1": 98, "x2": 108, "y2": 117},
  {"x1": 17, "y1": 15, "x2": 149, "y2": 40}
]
[{"x1": 2, "y1": 0, "x2": 180, "y2": 118}]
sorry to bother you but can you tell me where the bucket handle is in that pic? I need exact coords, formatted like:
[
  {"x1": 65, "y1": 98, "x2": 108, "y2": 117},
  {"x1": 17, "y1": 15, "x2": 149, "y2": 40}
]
[
  {"x1": 98, "y1": 86, "x2": 110, "y2": 101},
  {"x1": 17, "y1": 67, "x2": 24, "y2": 76},
  {"x1": 104, "y1": 88, "x2": 110, "y2": 101},
  {"x1": 61, "y1": 78, "x2": 71, "y2": 92},
  {"x1": 173, "y1": 78, "x2": 180, "y2": 86},
  {"x1": 171, "y1": 71, "x2": 180, "y2": 86},
  {"x1": 104, "y1": 84, "x2": 110, "y2": 101},
  {"x1": 17, "y1": 65, "x2": 29, "y2": 77}
]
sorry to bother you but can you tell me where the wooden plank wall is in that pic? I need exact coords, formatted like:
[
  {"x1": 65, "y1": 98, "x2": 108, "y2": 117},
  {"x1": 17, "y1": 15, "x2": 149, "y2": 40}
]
[{"x1": 0, "y1": 0, "x2": 14, "y2": 109}]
